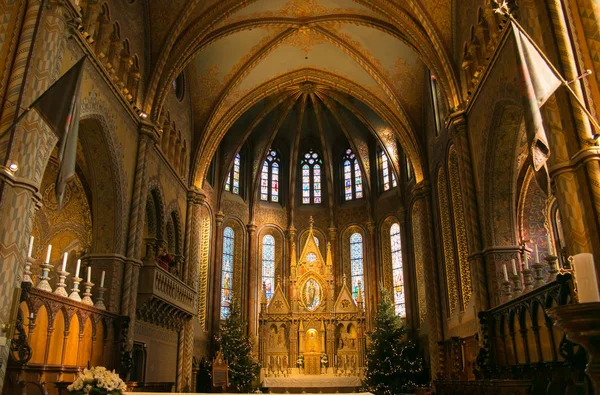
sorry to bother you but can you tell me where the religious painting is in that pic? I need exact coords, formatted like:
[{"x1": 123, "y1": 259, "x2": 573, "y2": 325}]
[{"x1": 302, "y1": 278, "x2": 322, "y2": 311}]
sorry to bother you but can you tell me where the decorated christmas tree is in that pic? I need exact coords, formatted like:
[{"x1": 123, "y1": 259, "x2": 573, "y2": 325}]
[
  {"x1": 364, "y1": 289, "x2": 427, "y2": 394},
  {"x1": 216, "y1": 298, "x2": 260, "y2": 393}
]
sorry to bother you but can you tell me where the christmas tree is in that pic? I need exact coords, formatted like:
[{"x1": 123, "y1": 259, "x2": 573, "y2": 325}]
[
  {"x1": 216, "y1": 298, "x2": 261, "y2": 393},
  {"x1": 364, "y1": 289, "x2": 427, "y2": 394}
]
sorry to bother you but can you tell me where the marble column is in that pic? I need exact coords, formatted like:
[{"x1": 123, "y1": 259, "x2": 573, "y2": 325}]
[
  {"x1": 366, "y1": 221, "x2": 378, "y2": 323},
  {"x1": 210, "y1": 212, "x2": 225, "y2": 339}
]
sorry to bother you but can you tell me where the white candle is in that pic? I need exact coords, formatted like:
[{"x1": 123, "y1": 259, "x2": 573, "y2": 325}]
[
  {"x1": 534, "y1": 244, "x2": 539, "y2": 263},
  {"x1": 572, "y1": 253, "x2": 600, "y2": 303},
  {"x1": 524, "y1": 253, "x2": 530, "y2": 270},
  {"x1": 45, "y1": 245, "x2": 52, "y2": 264},
  {"x1": 27, "y1": 236, "x2": 34, "y2": 258},
  {"x1": 511, "y1": 259, "x2": 518, "y2": 276},
  {"x1": 87, "y1": 266, "x2": 91, "y2": 283},
  {"x1": 547, "y1": 234, "x2": 553, "y2": 255},
  {"x1": 75, "y1": 259, "x2": 81, "y2": 278},
  {"x1": 61, "y1": 252, "x2": 68, "y2": 272},
  {"x1": 502, "y1": 264, "x2": 509, "y2": 282},
  {"x1": 100, "y1": 271, "x2": 105, "y2": 288}
]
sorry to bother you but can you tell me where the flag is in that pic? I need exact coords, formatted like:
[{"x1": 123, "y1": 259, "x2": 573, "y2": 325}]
[
  {"x1": 29, "y1": 57, "x2": 85, "y2": 209},
  {"x1": 511, "y1": 21, "x2": 562, "y2": 171}
]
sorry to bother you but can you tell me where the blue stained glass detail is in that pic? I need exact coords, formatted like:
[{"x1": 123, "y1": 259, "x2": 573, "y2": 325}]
[
  {"x1": 390, "y1": 223, "x2": 405, "y2": 317},
  {"x1": 225, "y1": 153, "x2": 241, "y2": 195},
  {"x1": 350, "y1": 233, "x2": 364, "y2": 302},
  {"x1": 221, "y1": 227, "x2": 235, "y2": 319},
  {"x1": 343, "y1": 149, "x2": 363, "y2": 201},
  {"x1": 300, "y1": 149, "x2": 322, "y2": 204},
  {"x1": 262, "y1": 235, "x2": 276, "y2": 301}
]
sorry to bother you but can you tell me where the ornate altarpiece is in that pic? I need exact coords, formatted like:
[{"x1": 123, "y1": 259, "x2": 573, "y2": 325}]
[{"x1": 259, "y1": 220, "x2": 366, "y2": 378}]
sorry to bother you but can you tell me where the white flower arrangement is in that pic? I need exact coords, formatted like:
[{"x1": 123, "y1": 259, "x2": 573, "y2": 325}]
[{"x1": 67, "y1": 366, "x2": 127, "y2": 394}]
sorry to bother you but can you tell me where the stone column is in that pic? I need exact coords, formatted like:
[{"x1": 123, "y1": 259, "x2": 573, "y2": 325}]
[
  {"x1": 411, "y1": 182, "x2": 443, "y2": 377},
  {"x1": 246, "y1": 223, "x2": 259, "y2": 349},
  {"x1": 366, "y1": 221, "x2": 378, "y2": 322},
  {"x1": 121, "y1": 122, "x2": 160, "y2": 358},
  {"x1": 210, "y1": 212, "x2": 225, "y2": 338}
]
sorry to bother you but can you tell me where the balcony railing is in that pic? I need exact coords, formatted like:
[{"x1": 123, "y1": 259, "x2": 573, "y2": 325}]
[{"x1": 137, "y1": 264, "x2": 195, "y2": 315}]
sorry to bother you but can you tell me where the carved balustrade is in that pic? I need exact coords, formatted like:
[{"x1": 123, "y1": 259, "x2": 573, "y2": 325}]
[
  {"x1": 4, "y1": 283, "x2": 127, "y2": 395},
  {"x1": 434, "y1": 274, "x2": 593, "y2": 394}
]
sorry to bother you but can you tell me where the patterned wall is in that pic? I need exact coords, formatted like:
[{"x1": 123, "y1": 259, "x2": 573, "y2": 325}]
[{"x1": 437, "y1": 167, "x2": 458, "y2": 316}]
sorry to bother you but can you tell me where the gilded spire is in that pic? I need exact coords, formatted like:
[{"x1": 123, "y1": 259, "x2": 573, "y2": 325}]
[
  {"x1": 326, "y1": 241, "x2": 332, "y2": 266},
  {"x1": 309, "y1": 216, "x2": 314, "y2": 230},
  {"x1": 290, "y1": 241, "x2": 297, "y2": 267},
  {"x1": 357, "y1": 280, "x2": 363, "y2": 304}
]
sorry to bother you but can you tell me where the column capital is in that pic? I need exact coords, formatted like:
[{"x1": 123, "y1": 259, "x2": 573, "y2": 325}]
[
  {"x1": 366, "y1": 221, "x2": 376, "y2": 233},
  {"x1": 139, "y1": 120, "x2": 161, "y2": 143},
  {"x1": 247, "y1": 223, "x2": 258, "y2": 233},
  {"x1": 446, "y1": 110, "x2": 468, "y2": 134},
  {"x1": 412, "y1": 180, "x2": 431, "y2": 198},
  {"x1": 187, "y1": 188, "x2": 206, "y2": 205},
  {"x1": 215, "y1": 211, "x2": 225, "y2": 225}
]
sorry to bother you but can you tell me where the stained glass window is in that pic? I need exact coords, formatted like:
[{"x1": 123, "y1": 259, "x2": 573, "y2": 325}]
[
  {"x1": 405, "y1": 156, "x2": 413, "y2": 181},
  {"x1": 225, "y1": 153, "x2": 241, "y2": 195},
  {"x1": 379, "y1": 150, "x2": 397, "y2": 191},
  {"x1": 262, "y1": 235, "x2": 275, "y2": 301},
  {"x1": 220, "y1": 227, "x2": 235, "y2": 319},
  {"x1": 430, "y1": 73, "x2": 444, "y2": 137},
  {"x1": 343, "y1": 149, "x2": 363, "y2": 201},
  {"x1": 350, "y1": 233, "x2": 364, "y2": 302},
  {"x1": 390, "y1": 223, "x2": 405, "y2": 317},
  {"x1": 300, "y1": 149, "x2": 323, "y2": 204},
  {"x1": 260, "y1": 149, "x2": 280, "y2": 203}
]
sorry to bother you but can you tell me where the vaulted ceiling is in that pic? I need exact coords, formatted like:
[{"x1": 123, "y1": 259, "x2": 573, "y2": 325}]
[{"x1": 142, "y1": 0, "x2": 460, "y2": 188}]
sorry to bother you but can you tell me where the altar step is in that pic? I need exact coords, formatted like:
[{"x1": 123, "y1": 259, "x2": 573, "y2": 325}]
[{"x1": 262, "y1": 375, "x2": 364, "y2": 394}]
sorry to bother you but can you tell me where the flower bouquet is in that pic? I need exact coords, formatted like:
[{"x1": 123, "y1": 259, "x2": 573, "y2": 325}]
[{"x1": 67, "y1": 366, "x2": 127, "y2": 394}]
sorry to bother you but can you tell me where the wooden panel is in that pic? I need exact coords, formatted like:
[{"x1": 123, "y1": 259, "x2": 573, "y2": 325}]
[
  {"x1": 305, "y1": 355, "x2": 320, "y2": 375},
  {"x1": 64, "y1": 314, "x2": 79, "y2": 366},
  {"x1": 78, "y1": 318, "x2": 93, "y2": 366},
  {"x1": 47, "y1": 310, "x2": 65, "y2": 365},
  {"x1": 91, "y1": 320, "x2": 105, "y2": 367}
]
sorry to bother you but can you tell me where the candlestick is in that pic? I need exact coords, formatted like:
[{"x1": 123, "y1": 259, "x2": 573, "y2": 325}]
[
  {"x1": 502, "y1": 264, "x2": 509, "y2": 282},
  {"x1": 531, "y1": 257, "x2": 546, "y2": 288},
  {"x1": 572, "y1": 253, "x2": 600, "y2": 303},
  {"x1": 23, "y1": 256, "x2": 34, "y2": 284},
  {"x1": 69, "y1": 276, "x2": 83, "y2": 302},
  {"x1": 61, "y1": 252, "x2": 68, "y2": 272},
  {"x1": 522, "y1": 267, "x2": 534, "y2": 291},
  {"x1": 81, "y1": 281, "x2": 94, "y2": 306},
  {"x1": 75, "y1": 259, "x2": 81, "y2": 278},
  {"x1": 54, "y1": 270, "x2": 69, "y2": 297},
  {"x1": 86, "y1": 266, "x2": 91, "y2": 283},
  {"x1": 524, "y1": 252, "x2": 530, "y2": 270},
  {"x1": 45, "y1": 244, "x2": 52, "y2": 264},
  {"x1": 503, "y1": 280, "x2": 513, "y2": 301},
  {"x1": 544, "y1": 253, "x2": 559, "y2": 280},
  {"x1": 534, "y1": 244, "x2": 539, "y2": 263},
  {"x1": 27, "y1": 236, "x2": 34, "y2": 258},
  {"x1": 94, "y1": 287, "x2": 106, "y2": 310},
  {"x1": 36, "y1": 255, "x2": 54, "y2": 293},
  {"x1": 100, "y1": 271, "x2": 105, "y2": 288},
  {"x1": 511, "y1": 273, "x2": 523, "y2": 296},
  {"x1": 511, "y1": 259, "x2": 518, "y2": 276}
]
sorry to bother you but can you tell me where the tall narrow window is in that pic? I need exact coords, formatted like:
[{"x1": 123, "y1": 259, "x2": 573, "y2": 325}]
[
  {"x1": 343, "y1": 149, "x2": 363, "y2": 201},
  {"x1": 260, "y1": 149, "x2": 280, "y2": 203},
  {"x1": 350, "y1": 233, "x2": 364, "y2": 302},
  {"x1": 262, "y1": 235, "x2": 276, "y2": 301},
  {"x1": 431, "y1": 74, "x2": 444, "y2": 136},
  {"x1": 405, "y1": 156, "x2": 413, "y2": 181},
  {"x1": 379, "y1": 150, "x2": 397, "y2": 191},
  {"x1": 220, "y1": 227, "x2": 235, "y2": 319},
  {"x1": 390, "y1": 223, "x2": 405, "y2": 317},
  {"x1": 301, "y1": 149, "x2": 323, "y2": 204},
  {"x1": 225, "y1": 153, "x2": 241, "y2": 195}
]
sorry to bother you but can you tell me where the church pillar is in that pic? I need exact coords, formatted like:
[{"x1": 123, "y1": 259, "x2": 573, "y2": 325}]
[
  {"x1": 447, "y1": 112, "x2": 488, "y2": 313},
  {"x1": 411, "y1": 182, "x2": 443, "y2": 377},
  {"x1": 0, "y1": 2, "x2": 71, "y2": 390},
  {"x1": 246, "y1": 223, "x2": 259, "y2": 350},
  {"x1": 122, "y1": 122, "x2": 160, "y2": 358},
  {"x1": 210, "y1": 211, "x2": 225, "y2": 339},
  {"x1": 366, "y1": 221, "x2": 377, "y2": 323}
]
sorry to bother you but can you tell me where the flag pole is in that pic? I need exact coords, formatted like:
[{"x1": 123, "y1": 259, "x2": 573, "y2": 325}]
[{"x1": 502, "y1": 10, "x2": 600, "y2": 135}]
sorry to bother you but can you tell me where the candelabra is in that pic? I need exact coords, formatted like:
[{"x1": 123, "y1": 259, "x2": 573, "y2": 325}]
[
  {"x1": 522, "y1": 267, "x2": 534, "y2": 291},
  {"x1": 531, "y1": 259, "x2": 546, "y2": 288},
  {"x1": 54, "y1": 270, "x2": 69, "y2": 297},
  {"x1": 94, "y1": 287, "x2": 107, "y2": 310},
  {"x1": 81, "y1": 281, "x2": 94, "y2": 306},
  {"x1": 502, "y1": 280, "x2": 513, "y2": 300},
  {"x1": 511, "y1": 273, "x2": 523, "y2": 296},
  {"x1": 36, "y1": 261, "x2": 53, "y2": 292},
  {"x1": 23, "y1": 257, "x2": 34, "y2": 284},
  {"x1": 69, "y1": 277, "x2": 83, "y2": 302}
]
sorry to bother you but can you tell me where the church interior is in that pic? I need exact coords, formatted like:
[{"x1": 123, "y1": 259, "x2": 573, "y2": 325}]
[{"x1": 1, "y1": 0, "x2": 600, "y2": 393}]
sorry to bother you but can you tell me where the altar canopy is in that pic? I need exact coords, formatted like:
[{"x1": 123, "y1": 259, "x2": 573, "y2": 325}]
[{"x1": 259, "y1": 218, "x2": 366, "y2": 379}]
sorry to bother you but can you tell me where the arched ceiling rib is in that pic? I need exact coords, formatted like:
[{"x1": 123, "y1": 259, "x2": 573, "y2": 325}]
[{"x1": 144, "y1": 0, "x2": 461, "y2": 123}]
